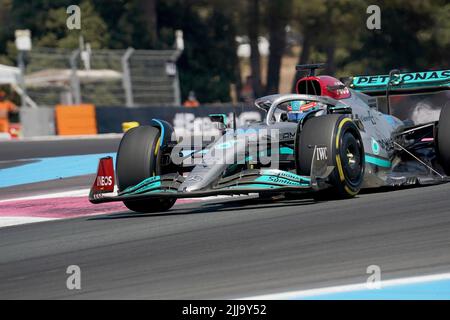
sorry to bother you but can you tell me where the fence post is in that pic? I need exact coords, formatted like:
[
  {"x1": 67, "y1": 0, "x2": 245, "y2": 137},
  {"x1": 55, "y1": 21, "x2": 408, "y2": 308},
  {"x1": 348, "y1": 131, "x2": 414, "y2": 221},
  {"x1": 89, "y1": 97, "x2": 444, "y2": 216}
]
[
  {"x1": 17, "y1": 50, "x2": 28, "y2": 108},
  {"x1": 69, "y1": 49, "x2": 81, "y2": 105},
  {"x1": 122, "y1": 47, "x2": 135, "y2": 107},
  {"x1": 172, "y1": 50, "x2": 182, "y2": 106}
]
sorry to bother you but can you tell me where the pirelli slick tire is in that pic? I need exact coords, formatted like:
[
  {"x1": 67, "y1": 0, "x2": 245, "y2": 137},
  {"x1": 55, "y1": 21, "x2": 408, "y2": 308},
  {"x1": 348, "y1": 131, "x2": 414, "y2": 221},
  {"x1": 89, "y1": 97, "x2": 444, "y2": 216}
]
[
  {"x1": 438, "y1": 105, "x2": 450, "y2": 176},
  {"x1": 296, "y1": 115, "x2": 365, "y2": 198},
  {"x1": 116, "y1": 126, "x2": 176, "y2": 213}
]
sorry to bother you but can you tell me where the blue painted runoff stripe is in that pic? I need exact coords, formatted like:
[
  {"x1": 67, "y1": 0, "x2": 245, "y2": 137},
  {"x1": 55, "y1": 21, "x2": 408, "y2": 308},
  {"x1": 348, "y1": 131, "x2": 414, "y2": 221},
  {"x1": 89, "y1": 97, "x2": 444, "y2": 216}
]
[
  {"x1": 0, "y1": 153, "x2": 116, "y2": 188},
  {"x1": 242, "y1": 273, "x2": 450, "y2": 300},
  {"x1": 301, "y1": 279, "x2": 450, "y2": 300}
]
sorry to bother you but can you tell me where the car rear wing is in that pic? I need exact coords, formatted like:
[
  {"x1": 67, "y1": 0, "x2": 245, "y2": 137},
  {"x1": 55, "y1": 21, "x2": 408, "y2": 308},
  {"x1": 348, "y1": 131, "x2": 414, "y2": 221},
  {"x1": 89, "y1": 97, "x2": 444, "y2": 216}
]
[
  {"x1": 349, "y1": 69, "x2": 450, "y2": 95},
  {"x1": 348, "y1": 69, "x2": 450, "y2": 124}
]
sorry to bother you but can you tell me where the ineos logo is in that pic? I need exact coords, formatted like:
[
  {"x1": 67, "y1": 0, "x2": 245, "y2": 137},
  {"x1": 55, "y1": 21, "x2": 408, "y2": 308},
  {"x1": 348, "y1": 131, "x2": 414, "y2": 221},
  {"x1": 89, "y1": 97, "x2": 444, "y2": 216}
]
[
  {"x1": 97, "y1": 176, "x2": 113, "y2": 186},
  {"x1": 316, "y1": 147, "x2": 328, "y2": 161}
]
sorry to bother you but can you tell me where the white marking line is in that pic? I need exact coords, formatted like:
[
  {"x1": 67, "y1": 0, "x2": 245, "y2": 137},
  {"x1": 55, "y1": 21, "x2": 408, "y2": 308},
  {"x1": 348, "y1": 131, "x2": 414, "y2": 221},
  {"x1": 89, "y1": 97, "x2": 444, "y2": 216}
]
[
  {"x1": 0, "y1": 217, "x2": 54, "y2": 228},
  {"x1": 0, "y1": 191, "x2": 236, "y2": 204},
  {"x1": 240, "y1": 272, "x2": 450, "y2": 300},
  {"x1": 0, "y1": 192, "x2": 244, "y2": 228},
  {"x1": 0, "y1": 189, "x2": 91, "y2": 203}
]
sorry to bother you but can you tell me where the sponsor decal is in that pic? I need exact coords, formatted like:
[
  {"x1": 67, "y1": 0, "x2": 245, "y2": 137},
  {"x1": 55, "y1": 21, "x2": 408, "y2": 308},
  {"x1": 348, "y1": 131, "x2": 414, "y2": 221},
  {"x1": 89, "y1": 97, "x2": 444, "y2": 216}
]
[
  {"x1": 359, "y1": 111, "x2": 377, "y2": 125},
  {"x1": 330, "y1": 80, "x2": 351, "y2": 97},
  {"x1": 92, "y1": 157, "x2": 115, "y2": 192},
  {"x1": 371, "y1": 138, "x2": 380, "y2": 155},
  {"x1": 352, "y1": 70, "x2": 450, "y2": 88},
  {"x1": 187, "y1": 175, "x2": 203, "y2": 182},
  {"x1": 376, "y1": 137, "x2": 394, "y2": 152},
  {"x1": 255, "y1": 176, "x2": 307, "y2": 186},
  {"x1": 282, "y1": 132, "x2": 295, "y2": 140},
  {"x1": 96, "y1": 176, "x2": 113, "y2": 187},
  {"x1": 260, "y1": 170, "x2": 311, "y2": 182},
  {"x1": 316, "y1": 147, "x2": 328, "y2": 161}
]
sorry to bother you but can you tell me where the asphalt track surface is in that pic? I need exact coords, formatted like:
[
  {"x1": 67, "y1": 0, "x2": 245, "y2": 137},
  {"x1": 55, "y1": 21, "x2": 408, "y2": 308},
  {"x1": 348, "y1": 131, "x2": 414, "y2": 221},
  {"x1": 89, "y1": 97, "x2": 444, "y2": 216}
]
[
  {"x1": 1, "y1": 138, "x2": 450, "y2": 299},
  {"x1": 0, "y1": 136, "x2": 121, "y2": 161}
]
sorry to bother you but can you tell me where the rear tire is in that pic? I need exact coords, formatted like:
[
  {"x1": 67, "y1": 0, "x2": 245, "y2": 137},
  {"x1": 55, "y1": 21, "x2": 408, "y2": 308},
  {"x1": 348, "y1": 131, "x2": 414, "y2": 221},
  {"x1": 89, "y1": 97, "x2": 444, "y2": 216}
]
[
  {"x1": 438, "y1": 106, "x2": 450, "y2": 175},
  {"x1": 116, "y1": 126, "x2": 176, "y2": 213},
  {"x1": 296, "y1": 115, "x2": 365, "y2": 198}
]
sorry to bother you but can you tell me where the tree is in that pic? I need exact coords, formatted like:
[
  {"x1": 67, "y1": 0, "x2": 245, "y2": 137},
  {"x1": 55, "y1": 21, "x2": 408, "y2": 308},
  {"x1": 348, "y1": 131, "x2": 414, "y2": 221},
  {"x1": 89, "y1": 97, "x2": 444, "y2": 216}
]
[
  {"x1": 139, "y1": 0, "x2": 158, "y2": 47},
  {"x1": 37, "y1": 0, "x2": 110, "y2": 49},
  {"x1": 322, "y1": 1, "x2": 336, "y2": 75},
  {"x1": 346, "y1": 0, "x2": 449, "y2": 74},
  {"x1": 290, "y1": 0, "x2": 327, "y2": 91},
  {"x1": 247, "y1": 0, "x2": 263, "y2": 97},
  {"x1": 158, "y1": 0, "x2": 239, "y2": 103},
  {"x1": 1, "y1": 0, "x2": 447, "y2": 104},
  {"x1": 0, "y1": 0, "x2": 13, "y2": 64},
  {"x1": 265, "y1": 0, "x2": 292, "y2": 94},
  {"x1": 290, "y1": 0, "x2": 366, "y2": 87}
]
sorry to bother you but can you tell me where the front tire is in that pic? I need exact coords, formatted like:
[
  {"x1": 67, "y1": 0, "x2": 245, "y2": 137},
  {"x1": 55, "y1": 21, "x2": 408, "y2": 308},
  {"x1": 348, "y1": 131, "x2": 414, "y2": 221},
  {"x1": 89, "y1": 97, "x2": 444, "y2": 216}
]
[
  {"x1": 296, "y1": 115, "x2": 365, "y2": 198},
  {"x1": 116, "y1": 126, "x2": 176, "y2": 213}
]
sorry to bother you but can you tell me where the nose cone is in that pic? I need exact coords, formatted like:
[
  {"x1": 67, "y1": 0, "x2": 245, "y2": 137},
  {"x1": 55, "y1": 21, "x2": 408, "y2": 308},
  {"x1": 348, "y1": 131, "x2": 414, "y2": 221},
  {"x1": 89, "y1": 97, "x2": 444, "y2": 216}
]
[
  {"x1": 179, "y1": 175, "x2": 206, "y2": 192},
  {"x1": 180, "y1": 162, "x2": 228, "y2": 193},
  {"x1": 179, "y1": 134, "x2": 244, "y2": 193},
  {"x1": 182, "y1": 185, "x2": 201, "y2": 193}
]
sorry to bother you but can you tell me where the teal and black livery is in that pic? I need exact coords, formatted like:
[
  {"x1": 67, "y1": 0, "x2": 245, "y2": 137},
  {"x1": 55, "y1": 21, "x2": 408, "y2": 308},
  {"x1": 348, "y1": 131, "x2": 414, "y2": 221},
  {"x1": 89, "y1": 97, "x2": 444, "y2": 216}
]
[
  {"x1": 364, "y1": 154, "x2": 391, "y2": 168},
  {"x1": 89, "y1": 66, "x2": 450, "y2": 213},
  {"x1": 114, "y1": 169, "x2": 312, "y2": 198},
  {"x1": 214, "y1": 169, "x2": 311, "y2": 190},
  {"x1": 119, "y1": 174, "x2": 183, "y2": 196},
  {"x1": 350, "y1": 69, "x2": 450, "y2": 94}
]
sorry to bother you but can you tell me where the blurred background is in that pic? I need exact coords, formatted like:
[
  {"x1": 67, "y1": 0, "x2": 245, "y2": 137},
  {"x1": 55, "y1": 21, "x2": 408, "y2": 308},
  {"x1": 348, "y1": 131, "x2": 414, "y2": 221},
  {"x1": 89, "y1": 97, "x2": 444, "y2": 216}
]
[{"x1": 0, "y1": 0, "x2": 448, "y2": 138}]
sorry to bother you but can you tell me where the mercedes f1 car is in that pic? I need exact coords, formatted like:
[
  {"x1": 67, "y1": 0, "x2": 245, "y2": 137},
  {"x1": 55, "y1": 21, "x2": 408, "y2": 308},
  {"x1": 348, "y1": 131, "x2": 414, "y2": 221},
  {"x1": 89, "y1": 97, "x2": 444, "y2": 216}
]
[{"x1": 89, "y1": 64, "x2": 450, "y2": 213}]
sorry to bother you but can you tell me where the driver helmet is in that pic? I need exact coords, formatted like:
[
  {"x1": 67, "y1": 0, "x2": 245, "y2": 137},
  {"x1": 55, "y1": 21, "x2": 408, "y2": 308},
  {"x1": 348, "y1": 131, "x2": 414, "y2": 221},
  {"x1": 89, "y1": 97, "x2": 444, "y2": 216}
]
[{"x1": 287, "y1": 100, "x2": 320, "y2": 121}]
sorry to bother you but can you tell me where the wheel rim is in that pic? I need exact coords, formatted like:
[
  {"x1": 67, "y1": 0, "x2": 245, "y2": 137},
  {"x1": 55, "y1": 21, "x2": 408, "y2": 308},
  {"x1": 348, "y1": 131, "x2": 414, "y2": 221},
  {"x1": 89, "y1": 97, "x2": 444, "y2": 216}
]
[{"x1": 340, "y1": 131, "x2": 363, "y2": 186}]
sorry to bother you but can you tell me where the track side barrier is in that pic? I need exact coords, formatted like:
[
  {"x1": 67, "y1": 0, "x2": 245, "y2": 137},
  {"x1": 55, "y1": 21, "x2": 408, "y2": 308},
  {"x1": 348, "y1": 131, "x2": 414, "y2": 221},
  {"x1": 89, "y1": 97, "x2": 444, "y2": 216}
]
[{"x1": 55, "y1": 104, "x2": 97, "y2": 136}]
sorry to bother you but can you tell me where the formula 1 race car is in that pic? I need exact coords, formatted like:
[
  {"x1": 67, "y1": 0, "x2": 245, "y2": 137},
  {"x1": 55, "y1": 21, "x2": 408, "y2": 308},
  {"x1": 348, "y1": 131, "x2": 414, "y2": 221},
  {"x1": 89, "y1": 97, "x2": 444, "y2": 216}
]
[{"x1": 89, "y1": 64, "x2": 450, "y2": 213}]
